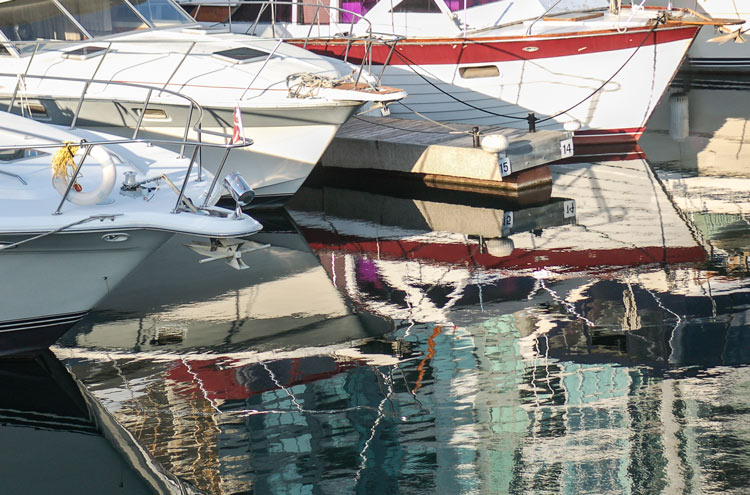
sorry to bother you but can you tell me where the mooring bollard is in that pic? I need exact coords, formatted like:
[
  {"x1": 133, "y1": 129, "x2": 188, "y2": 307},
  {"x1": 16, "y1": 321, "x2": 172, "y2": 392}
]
[
  {"x1": 472, "y1": 126, "x2": 480, "y2": 148},
  {"x1": 527, "y1": 112, "x2": 536, "y2": 133}
]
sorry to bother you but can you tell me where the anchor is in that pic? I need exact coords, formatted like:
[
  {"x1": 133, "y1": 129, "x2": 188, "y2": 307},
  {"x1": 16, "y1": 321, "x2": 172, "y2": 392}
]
[{"x1": 185, "y1": 238, "x2": 270, "y2": 270}]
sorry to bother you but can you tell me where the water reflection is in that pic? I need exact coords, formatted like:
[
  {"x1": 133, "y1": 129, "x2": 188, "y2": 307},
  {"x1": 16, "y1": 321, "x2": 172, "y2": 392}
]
[
  {"x1": 0, "y1": 351, "x2": 193, "y2": 494},
  {"x1": 33, "y1": 79, "x2": 750, "y2": 494}
]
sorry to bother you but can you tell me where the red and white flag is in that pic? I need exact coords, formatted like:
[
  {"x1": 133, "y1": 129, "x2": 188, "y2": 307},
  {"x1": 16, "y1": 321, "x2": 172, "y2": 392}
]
[{"x1": 231, "y1": 104, "x2": 245, "y2": 144}]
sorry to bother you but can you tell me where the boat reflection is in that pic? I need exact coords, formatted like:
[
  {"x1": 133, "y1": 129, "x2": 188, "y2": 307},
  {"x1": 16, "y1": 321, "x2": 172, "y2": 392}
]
[
  {"x1": 0, "y1": 351, "x2": 195, "y2": 494},
  {"x1": 288, "y1": 158, "x2": 705, "y2": 327},
  {"x1": 644, "y1": 75, "x2": 750, "y2": 274},
  {"x1": 59, "y1": 212, "x2": 392, "y2": 353},
  {"x1": 641, "y1": 74, "x2": 750, "y2": 176}
]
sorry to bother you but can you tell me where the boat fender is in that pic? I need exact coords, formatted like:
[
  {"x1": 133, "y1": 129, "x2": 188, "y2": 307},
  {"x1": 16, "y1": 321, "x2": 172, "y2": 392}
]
[
  {"x1": 51, "y1": 144, "x2": 117, "y2": 206},
  {"x1": 669, "y1": 93, "x2": 689, "y2": 141},
  {"x1": 484, "y1": 238, "x2": 514, "y2": 258},
  {"x1": 480, "y1": 134, "x2": 509, "y2": 154}
]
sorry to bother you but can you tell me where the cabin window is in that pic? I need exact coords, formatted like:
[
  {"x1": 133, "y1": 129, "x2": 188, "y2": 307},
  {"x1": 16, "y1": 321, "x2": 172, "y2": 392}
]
[
  {"x1": 0, "y1": 43, "x2": 10, "y2": 56},
  {"x1": 58, "y1": 0, "x2": 148, "y2": 36},
  {"x1": 0, "y1": 0, "x2": 87, "y2": 54},
  {"x1": 129, "y1": 0, "x2": 194, "y2": 27},
  {"x1": 459, "y1": 65, "x2": 499, "y2": 78},
  {"x1": 340, "y1": 0, "x2": 377, "y2": 23},
  {"x1": 391, "y1": 0, "x2": 441, "y2": 13},
  {"x1": 190, "y1": 5, "x2": 232, "y2": 23},
  {"x1": 0, "y1": 148, "x2": 48, "y2": 162},
  {"x1": 231, "y1": 4, "x2": 293, "y2": 23},
  {"x1": 444, "y1": 0, "x2": 496, "y2": 12}
]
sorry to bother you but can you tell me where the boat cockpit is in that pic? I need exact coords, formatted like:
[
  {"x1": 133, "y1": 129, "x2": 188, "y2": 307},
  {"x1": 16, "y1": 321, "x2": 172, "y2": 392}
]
[{"x1": 0, "y1": 0, "x2": 196, "y2": 56}]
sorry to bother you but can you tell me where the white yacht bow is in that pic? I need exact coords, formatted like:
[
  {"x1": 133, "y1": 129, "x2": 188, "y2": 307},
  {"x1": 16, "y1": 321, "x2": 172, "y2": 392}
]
[{"x1": 0, "y1": 111, "x2": 263, "y2": 356}]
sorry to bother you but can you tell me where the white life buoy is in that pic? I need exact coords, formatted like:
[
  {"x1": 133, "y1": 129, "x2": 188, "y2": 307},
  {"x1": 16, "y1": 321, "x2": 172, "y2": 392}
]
[{"x1": 51, "y1": 144, "x2": 117, "y2": 206}]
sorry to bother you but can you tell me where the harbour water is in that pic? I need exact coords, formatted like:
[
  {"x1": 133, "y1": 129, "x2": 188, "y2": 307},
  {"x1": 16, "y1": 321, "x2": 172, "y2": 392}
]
[{"x1": 6, "y1": 76, "x2": 750, "y2": 494}]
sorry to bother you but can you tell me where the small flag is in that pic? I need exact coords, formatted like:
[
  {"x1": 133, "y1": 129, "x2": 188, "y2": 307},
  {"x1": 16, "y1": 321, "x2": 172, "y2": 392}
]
[{"x1": 232, "y1": 104, "x2": 245, "y2": 144}]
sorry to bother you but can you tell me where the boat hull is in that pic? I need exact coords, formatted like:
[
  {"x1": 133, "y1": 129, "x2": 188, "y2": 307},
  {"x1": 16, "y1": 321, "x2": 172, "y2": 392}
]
[
  {"x1": 296, "y1": 25, "x2": 699, "y2": 143},
  {"x1": 0, "y1": 229, "x2": 172, "y2": 355}
]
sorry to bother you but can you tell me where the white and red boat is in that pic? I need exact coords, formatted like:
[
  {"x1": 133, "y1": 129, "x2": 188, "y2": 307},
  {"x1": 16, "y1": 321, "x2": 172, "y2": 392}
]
[{"x1": 181, "y1": 0, "x2": 740, "y2": 144}]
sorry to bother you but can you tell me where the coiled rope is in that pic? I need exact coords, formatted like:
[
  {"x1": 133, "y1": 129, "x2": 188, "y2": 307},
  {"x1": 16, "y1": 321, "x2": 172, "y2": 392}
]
[
  {"x1": 51, "y1": 142, "x2": 82, "y2": 192},
  {"x1": 286, "y1": 70, "x2": 376, "y2": 98}
]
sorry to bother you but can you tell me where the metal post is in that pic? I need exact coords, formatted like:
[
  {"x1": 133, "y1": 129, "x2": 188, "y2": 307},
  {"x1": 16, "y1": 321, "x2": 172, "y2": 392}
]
[
  {"x1": 201, "y1": 147, "x2": 232, "y2": 208},
  {"x1": 240, "y1": 38, "x2": 284, "y2": 100},
  {"x1": 180, "y1": 103, "x2": 195, "y2": 158},
  {"x1": 377, "y1": 39, "x2": 398, "y2": 84},
  {"x1": 160, "y1": 42, "x2": 195, "y2": 96},
  {"x1": 304, "y1": 5, "x2": 322, "y2": 50},
  {"x1": 9, "y1": 42, "x2": 40, "y2": 113},
  {"x1": 472, "y1": 127, "x2": 480, "y2": 147},
  {"x1": 527, "y1": 112, "x2": 536, "y2": 133},
  {"x1": 132, "y1": 88, "x2": 154, "y2": 139},
  {"x1": 197, "y1": 122, "x2": 203, "y2": 181},
  {"x1": 70, "y1": 43, "x2": 111, "y2": 129},
  {"x1": 172, "y1": 144, "x2": 201, "y2": 213},
  {"x1": 53, "y1": 143, "x2": 93, "y2": 215}
]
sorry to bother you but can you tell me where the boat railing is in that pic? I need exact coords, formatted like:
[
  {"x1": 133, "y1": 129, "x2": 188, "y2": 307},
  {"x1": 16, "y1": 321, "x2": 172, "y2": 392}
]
[
  {"x1": 0, "y1": 71, "x2": 250, "y2": 215},
  {"x1": 190, "y1": 0, "x2": 375, "y2": 38},
  {"x1": 188, "y1": 0, "x2": 404, "y2": 85}
]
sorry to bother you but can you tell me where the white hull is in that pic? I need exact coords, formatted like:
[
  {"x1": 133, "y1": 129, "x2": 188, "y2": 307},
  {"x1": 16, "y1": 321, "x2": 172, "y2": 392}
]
[
  {"x1": 0, "y1": 229, "x2": 171, "y2": 353},
  {"x1": 373, "y1": 35, "x2": 694, "y2": 141}
]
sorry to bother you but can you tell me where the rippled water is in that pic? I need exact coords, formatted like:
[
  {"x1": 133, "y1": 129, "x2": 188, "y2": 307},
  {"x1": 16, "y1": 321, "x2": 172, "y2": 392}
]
[{"x1": 6, "y1": 76, "x2": 750, "y2": 494}]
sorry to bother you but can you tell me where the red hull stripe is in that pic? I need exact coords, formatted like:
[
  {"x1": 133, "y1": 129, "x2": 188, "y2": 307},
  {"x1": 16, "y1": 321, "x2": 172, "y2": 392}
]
[
  {"x1": 301, "y1": 229, "x2": 706, "y2": 273},
  {"x1": 293, "y1": 25, "x2": 698, "y2": 66},
  {"x1": 572, "y1": 127, "x2": 646, "y2": 144}
]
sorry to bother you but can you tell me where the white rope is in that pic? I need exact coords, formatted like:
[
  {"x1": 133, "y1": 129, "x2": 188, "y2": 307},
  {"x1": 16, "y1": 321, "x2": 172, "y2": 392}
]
[{"x1": 286, "y1": 70, "x2": 375, "y2": 98}]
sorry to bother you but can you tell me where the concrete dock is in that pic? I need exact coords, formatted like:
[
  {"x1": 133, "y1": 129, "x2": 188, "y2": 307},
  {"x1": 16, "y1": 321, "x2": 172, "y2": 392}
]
[{"x1": 320, "y1": 116, "x2": 573, "y2": 191}]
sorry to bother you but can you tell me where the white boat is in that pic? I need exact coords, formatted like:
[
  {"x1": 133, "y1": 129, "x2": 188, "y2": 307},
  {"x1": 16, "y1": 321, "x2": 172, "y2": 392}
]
[
  {"x1": 180, "y1": 0, "x2": 738, "y2": 144},
  {"x1": 672, "y1": 0, "x2": 750, "y2": 71},
  {"x1": 0, "y1": 111, "x2": 263, "y2": 356},
  {"x1": 0, "y1": 0, "x2": 407, "y2": 207}
]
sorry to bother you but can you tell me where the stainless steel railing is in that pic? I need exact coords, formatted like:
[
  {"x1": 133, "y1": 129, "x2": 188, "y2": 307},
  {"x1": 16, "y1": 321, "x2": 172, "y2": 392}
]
[
  {"x1": 0, "y1": 72, "x2": 251, "y2": 215},
  {"x1": 187, "y1": 0, "x2": 403, "y2": 85}
]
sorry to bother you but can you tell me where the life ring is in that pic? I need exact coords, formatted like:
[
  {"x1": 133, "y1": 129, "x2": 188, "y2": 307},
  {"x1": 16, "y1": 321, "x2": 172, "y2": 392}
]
[{"x1": 51, "y1": 144, "x2": 117, "y2": 206}]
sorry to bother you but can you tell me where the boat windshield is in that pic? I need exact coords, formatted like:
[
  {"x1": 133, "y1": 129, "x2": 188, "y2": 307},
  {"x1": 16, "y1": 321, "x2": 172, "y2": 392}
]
[
  {"x1": 57, "y1": 0, "x2": 149, "y2": 37},
  {"x1": 128, "y1": 0, "x2": 195, "y2": 27},
  {"x1": 0, "y1": 0, "x2": 194, "y2": 55},
  {"x1": 0, "y1": 0, "x2": 88, "y2": 54}
]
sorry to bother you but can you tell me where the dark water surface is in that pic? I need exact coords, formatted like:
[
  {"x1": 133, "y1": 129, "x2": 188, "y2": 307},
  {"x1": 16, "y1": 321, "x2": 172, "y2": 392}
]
[{"x1": 7, "y1": 76, "x2": 750, "y2": 494}]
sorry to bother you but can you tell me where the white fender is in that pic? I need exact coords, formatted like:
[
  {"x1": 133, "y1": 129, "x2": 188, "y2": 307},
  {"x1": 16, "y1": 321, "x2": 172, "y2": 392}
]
[{"x1": 51, "y1": 145, "x2": 117, "y2": 206}]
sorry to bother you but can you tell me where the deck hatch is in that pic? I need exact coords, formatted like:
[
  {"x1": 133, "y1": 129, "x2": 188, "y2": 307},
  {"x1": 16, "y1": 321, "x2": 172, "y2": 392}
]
[
  {"x1": 212, "y1": 47, "x2": 269, "y2": 64},
  {"x1": 61, "y1": 46, "x2": 107, "y2": 60}
]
